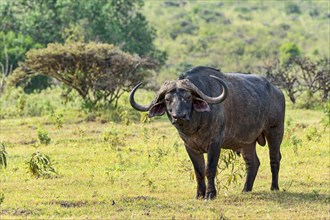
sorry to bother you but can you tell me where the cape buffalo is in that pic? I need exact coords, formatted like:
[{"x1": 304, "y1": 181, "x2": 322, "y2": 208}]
[{"x1": 130, "y1": 66, "x2": 285, "y2": 200}]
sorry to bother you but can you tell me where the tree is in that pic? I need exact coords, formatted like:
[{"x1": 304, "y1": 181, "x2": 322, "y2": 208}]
[
  {"x1": 0, "y1": 0, "x2": 165, "y2": 65},
  {"x1": 10, "y1": 42, "x2": 156, "y2": 107},
  {"x1": 264, "y1": 58, "x2": 301, "y2": 104},
  {"x1": 264, "y1": 57, "x2": 329, "y2": 104},
  {"x1": 0, "y1": 0, "x2": 166, "y2": 91},
  {"x1": 294, "y1": 57, "x2": 330, "y2": 101},
  {"x1": 0, "y1": 34, "x2": 13, "y2": 95}
]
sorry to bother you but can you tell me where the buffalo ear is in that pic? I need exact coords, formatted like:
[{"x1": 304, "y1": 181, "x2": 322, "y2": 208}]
[
  {"x1": 148, "y1": 103, "x2": 166, "y2": 118},
  {"x1": 193, "y1": 97, "x2": 210, "y2": 112}
]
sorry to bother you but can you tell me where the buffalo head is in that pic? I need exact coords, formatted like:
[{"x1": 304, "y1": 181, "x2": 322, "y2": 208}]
[{"x1": 130, "y1": 75, "x2": 228, "y2": 124}]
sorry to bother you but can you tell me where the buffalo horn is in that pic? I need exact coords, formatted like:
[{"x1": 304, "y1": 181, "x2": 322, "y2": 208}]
[
  {"x1": 129, "y1": 82, "x2": 152, "y2": 111},
  {"x1": 184, "y1": 75, "x2": 228, "y2": 104}
]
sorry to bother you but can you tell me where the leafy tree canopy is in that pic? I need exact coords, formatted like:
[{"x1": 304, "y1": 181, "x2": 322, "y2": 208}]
[
  {"x1": 11, "y1": 42, "x2": 156, "y2": 107},
  {"x1": 0, "y1": 0, "x2": 166, "y2": 68}
]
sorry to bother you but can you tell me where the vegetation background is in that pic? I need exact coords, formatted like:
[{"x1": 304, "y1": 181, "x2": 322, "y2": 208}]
[{"x1": 0, "y1": 0, "x2": 329, "y2": 219}]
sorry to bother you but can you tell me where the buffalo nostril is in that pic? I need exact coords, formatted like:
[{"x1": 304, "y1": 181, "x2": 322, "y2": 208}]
[{"x1": 172, "y1": 113, "x2": 187, "y2": 120}]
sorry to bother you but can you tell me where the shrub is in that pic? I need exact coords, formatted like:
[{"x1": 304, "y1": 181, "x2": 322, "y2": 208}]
[
  {"x1": 285, "y1": 2, "x2": 301, "y2": 15},
  {"x1": 10, "y1": 42, "x2": 157, "y2": 107},
  {"x1": 0, "y1": 142, "x2": 7, "y2": 169},
  {"x1": 216, "y1": 150, "x2": 245, "y2": 192},
  {"x1": 322, "y1": 101, "x2": 330, "y2": 128},
  {"x1": 306, "y1": 127, "x2": 321, "y2": 142},
  {"x1": 290, "y1": 134, "x2": 302, "y2": 155},
  {"x1": 279, "y1": 42, "x2": 301, "y2": 65},
  {"x1": 28, "y1": 151, "x2": 57, "y2": 178},
  {"x1": 37, "y1": 128, "x2": 51, "y2": 145},
  {"x1": 0, "y1": 192, "x2": 4, "y2": 205}
]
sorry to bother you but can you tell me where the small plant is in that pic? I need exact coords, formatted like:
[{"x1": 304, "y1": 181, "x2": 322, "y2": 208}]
[
  {"x1": 290, "y1": 134, "x2": 302, "y2": 155},
  {"x1": 119, "y1": 110, "x2": 130, "y2": 126},
  {"x1": 172, "y1": 139, "x2": 180, "y2": 154},
  {"x1": 140, "y1": 112, "x2": 150, "y2": 124},
  {"x1": 284, "y1": 117, "x2": 296, "y2": 140},
  {"x1": 0, "y1": 192, "x2": 4, "y2": 205},
  {"x1": 306, "y1": 127, "x2": 321, "y2": 142},
  {"x1": 16, "y1": 94, "x2": 26, "y2": 116},
  {"x1": 0, "y1": 142, "x2": 7, "y2": 169},
  {"x1": 103, "y1": 129, "x2": 122, "y2": 149},
  {"x1": 321, "y1": 101, "x2": 330, "y2": 129},
  {"x1": 216, "y1": 150, "x2": 245, "y2": 192},
  {"x1": 28, "y1": 151, "x2": 57, "y2": 178},
  {"x1": 37, "y1": 128, "x2": 51, "y2": 145},
  {"x1": 146, "y1": 178, "x2": 157, "y2": 192},
  {"x1": 51, "y1": 112, "x2": 64, "y2": 129}
]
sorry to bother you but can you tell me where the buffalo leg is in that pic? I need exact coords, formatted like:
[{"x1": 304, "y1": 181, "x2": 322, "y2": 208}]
[
  {"x1": 242, "y1": 143, "x2": 260, "y2": 192},
  {"x1": 205, "y1": 142, "x2": 221, "y2": 200},
  {"x1": 266, "y1": 126, "x2": 283, "y2": 191},
  {"x1": 185, "y1": 145, "x2": 206, "y2": 199}
]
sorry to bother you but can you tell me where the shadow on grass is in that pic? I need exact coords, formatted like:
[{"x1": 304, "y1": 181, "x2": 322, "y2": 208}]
[{"x1": 246, "y1": 190, "x2": 330, "y2": 205}]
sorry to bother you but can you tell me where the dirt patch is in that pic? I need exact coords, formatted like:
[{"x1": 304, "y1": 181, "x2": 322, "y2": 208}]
[
  {"x1": 49, "y1": 200, "x2": 90, "y2": 208},
  {"x1": 1, "y1": 208, "x2": 32, "y2": 216},
  {"x1": 19, "y1": 139, "x2": 37, "y2": 145},
  {"x1": 122, "y1": 196, "x2": 155, "y2": 203}
]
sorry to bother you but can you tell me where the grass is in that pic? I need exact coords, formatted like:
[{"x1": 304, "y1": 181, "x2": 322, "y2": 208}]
[{"x1": 0, "y1": 108, "x2": 329, "y2": 219}]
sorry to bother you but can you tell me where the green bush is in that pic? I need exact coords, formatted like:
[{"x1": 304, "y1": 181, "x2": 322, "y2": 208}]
[
  {"x1": 306, "y1": 127, "x2": 321, "y2": 142},
  {"x1": 0, "y1": 86, "x2": 82, "y2": 119},
  {"x1": 279, "y1": 42, "x2": 301, "y2": 65},
  {"x1": 322, "y1": 101, "x2": 330, "y2": 128},
  {"x1": 285, "y1": 2, "x2": 301, "y2": 15},
  {"x1": 0, "y1": 192, "x2": 4, "y2": 205},
  {"x1": 28, "y1": 151, "x2": 57, "y2": 178},
  {"x1": 216, "y1": 150, "x2": 244, "y2": 192},
  {"x1": 0, "y1": 142, "x2": 7, "y2": 169},
  {"x1": 37, "y1": 128, "x2": 51, "y2": 145},
  {"x1": 11, "y1": 42, "x2": 156, "y2": 107}
]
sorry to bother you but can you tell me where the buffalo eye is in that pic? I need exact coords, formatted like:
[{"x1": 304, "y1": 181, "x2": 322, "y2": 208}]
[
  {"x1": 183, "y1": 93, "x2": 192, "y2": 100},
  {"x1": 165, "y1": 94, "x2": 172, "y2": 103}
]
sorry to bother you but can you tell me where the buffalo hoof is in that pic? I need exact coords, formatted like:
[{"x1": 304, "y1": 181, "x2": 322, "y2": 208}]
[
  {"x1": 196, "y1": 189, "x2": 205, "y2": 199},
  {"x1": 204, "y1": 191, "x2": 216, "y2": 200},
  {"x1": 271, "y1": 185, "x2": 279, "y2": 191},
  {"x1": 242, "y1": 183, "x2": 253, "y2": 192},
  {"x1": 242, "y1": 187, "x2": 252, "y2": 193},
  {"x1": 196, "y1": 192, "x2": 205, "y2": 200}
]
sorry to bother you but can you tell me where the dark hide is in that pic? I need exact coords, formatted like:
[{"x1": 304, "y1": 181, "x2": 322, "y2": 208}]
[{"x1": 130, "y1": 66, "x2": 285, "y2": 200}]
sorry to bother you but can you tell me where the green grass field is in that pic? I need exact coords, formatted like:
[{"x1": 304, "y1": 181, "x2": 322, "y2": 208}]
[{"x1": 0, "y1": 108, "x2": 329, "y2": 219}]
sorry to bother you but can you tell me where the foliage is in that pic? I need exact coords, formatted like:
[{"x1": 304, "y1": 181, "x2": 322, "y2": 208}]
[
  {"x1": 0, "y1": 192, "x2": 4, "y2": 205},
  {"x1": 305, "y1": 127, "x2": 321, "y2": 142},
  {"x1": 37, "y1": 128, "x2": 51, "y2": 145},
  {"x1": 279, "y1": 42, "x2": 301, "y2": 65},
  {"x1": 10, "y1": 42, "x2": 156, "y2": 107},
  {"x1": 28, "y1": 151, "x2": 57, "y2": 178},
  {"x1": 0, "y1": 31, "x2": 41, "y2": 70},
  {"x1": 0, "y1": 86, "x2": 77, "y2": 119},
  {"x1": 142, "y1": 1, "x2": 329, "y2": 82},
  {"x1": 322, "y1": 101, "x2": 330, "y2": 128},
  {"x1": 264, "y1": 57, "x2": 329, "y2": 105},
  {"x1": 50, "y1": 112, "x2": 64, "y2": 129},
  {"x1": 290, "y1": 134, "x2": 302, "y2": 155},
  {"x1": 284, "y1": 2, "x2": 301, "y2": 15},
  {"x1": 0, "y1": 0, "x2": 166, "y2": 67},
  {"x1": 0, "y1": 142, "x2": 7, "y2": 169},
  {"x1": 216, "y1": 150, "x2": 244, "y2": 192},
  {"x1": 102, "y1": 125, "x2": 125, "y2": 150}
]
